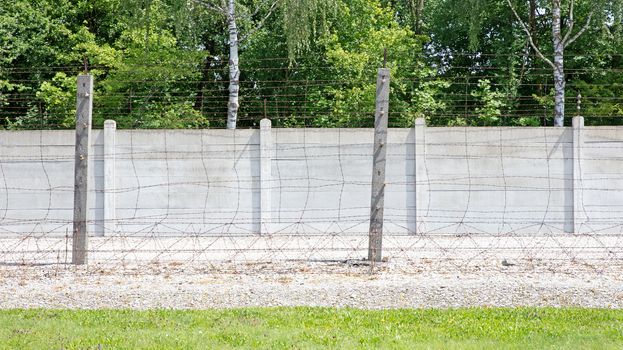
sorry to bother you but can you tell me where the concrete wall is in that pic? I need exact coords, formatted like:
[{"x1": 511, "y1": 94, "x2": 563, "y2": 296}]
[
  {"x1": 0, "y1": 130, "x2": 104, "y2": 236},
  {"x1": 1, "y1": 117, "x2": 620, "y2": 236},
  {"x1": 114, "y1": 129, "x2": 259, "y2": 236},
  {"x1": 419, "y1": 127, "x2": 572, "y2": 235},
  {"x1": 267, "y1": 128, "x2": 415, "y2": 235},
  {"x1": 578, "y1": 127, "x2": 623, "y2": 234}
]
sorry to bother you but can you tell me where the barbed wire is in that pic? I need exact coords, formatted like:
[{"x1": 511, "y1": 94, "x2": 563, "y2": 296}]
[
  {"x1": 1, "y1": 125, "x2": 623, "y2": 274},
  {"x1": 1, "y1": 56, "x2": 622, "y2": 129},
  {"x1": 1, "y1": 55, "x2": 623, "y2": 273}
]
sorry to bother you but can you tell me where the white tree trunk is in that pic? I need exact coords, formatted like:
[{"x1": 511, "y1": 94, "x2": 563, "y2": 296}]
[
  {"x1": 508, "y1": 0, "x2": 594, "y2": 127},
  {"x1": 227, "y1": 0, "x2": 240, "y2": 129},
  {"x1": 552, "y1": 0, "x2": 565, "y2": 127}
]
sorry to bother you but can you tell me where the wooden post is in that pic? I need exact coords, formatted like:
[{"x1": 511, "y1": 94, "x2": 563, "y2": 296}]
[
  {"x1": 72, "y1": 75, "x2": 93, "y2": 265},
  {"x1": 368, "y1": 68, "x2": 390, "y2": 262}
]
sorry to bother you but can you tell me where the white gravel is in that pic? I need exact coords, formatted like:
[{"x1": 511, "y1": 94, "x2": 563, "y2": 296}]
[{"x1": 2, "y1": 260, "x2": 623, "y2": 309}]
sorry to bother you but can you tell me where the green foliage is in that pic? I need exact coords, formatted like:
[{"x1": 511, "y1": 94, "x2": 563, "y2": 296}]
[
  {"x1": 1, "y1": 0, "x2": 622, "y2": 129},
  {"x1": 95, "y1": 22, "x2": 208, "y2": 129},
  {"x1": 6, "y1": 73, "x2": 75, "y2": 130},
  {"x1": 281, "y1": 0, "x2": 337, "y2": 59},
  {"x1": 264, "y1": 0, "x2": 433, "y2": 128},
  {"x1": 0, "y1": 0, "x2": 211, "y2": 129},
  {"x1": 413, "y1": 78, "x2": 450, "y2": 123},
  {"x1": 471, "y1": 79, "x2": 507, "y2": 125}
]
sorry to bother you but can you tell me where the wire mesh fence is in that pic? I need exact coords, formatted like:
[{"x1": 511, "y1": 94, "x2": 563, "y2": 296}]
[
  {"x1": 1, "y1": 125, "x2": 623, "y2": 274},
  {"x1": 1, "y1": 55, "x2": 623, "y2": 274}
]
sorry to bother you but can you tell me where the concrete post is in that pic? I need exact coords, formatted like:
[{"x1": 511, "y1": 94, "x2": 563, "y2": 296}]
[
  {"x1": 72, "y1": 75, "x2": 93, "y2": 265},
  {"x1": 104, "y1": 120, "x2": 116, "y2": 236},
  {"x1": 368, "y1": 68, "x2": 390, "y2": 262},
  {"x1": 414, "y1": 117, "x2": 427, "y2": 235},
  {"x1": 572, "y1": 116, "x2": 584, "y2": 234},
  {"x1": 260, "y1": 118, "x2": 272, "y2": 235}
]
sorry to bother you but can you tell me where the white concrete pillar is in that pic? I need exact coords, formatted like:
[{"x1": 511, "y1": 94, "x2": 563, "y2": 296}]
[
  {"x1": 103, "y1": 120, "x2": 116, "y2": 236},
  {"x1": 414, "y1": 118, "x2": 427, "y2": 234},
  {"x1": 260, "y1": 118, "x2": 272, "y2": 235},
  {"x1": 572, "y1": 116, "x2": 584, "y2": 234}
]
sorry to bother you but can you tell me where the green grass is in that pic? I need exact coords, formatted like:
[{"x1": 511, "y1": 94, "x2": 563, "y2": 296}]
[{"x1": 1, "y1": 308, "x2": 622, "y2": 349}]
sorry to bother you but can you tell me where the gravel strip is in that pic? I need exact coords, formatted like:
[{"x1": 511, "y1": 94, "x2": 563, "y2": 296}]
[{"x1": 1, "y1": 261, "x2": 623, "y2": 309}]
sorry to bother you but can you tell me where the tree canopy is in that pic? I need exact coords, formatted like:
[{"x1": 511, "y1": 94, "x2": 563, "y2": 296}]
[{"x1": 1, "y1": 0, "x2": 622, "y2": 129}]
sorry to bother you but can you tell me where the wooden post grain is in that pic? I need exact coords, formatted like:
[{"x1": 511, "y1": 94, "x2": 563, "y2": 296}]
[
  {"x1": 72, "y1": 75, "x2": 93, "y2": 265},
  {"x1": 368, "y1": 68, "x2": 390, "y2": 262}
]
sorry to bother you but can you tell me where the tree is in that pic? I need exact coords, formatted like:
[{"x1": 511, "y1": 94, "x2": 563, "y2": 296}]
[
  {"x1": 191, "y1": 0, "x2": 334, "y2": 129},
  {"x1": 507, "y1": 0, "x2": 594, "y2": 126},
  {"x1": 385, "y1": 0, "x2": 427, "y2": 34},
  {"x1": 2, "y1": 0, "x2": 621, "y2": 129},
  {"x1": 192, "y1": 1, "x2": 264, "y2": 129},
  {"x1": 0, "y1": 0, "x2": 123, "y2": 129},
  {"x1": 237, "y1": 0, "x2": 432, "y2": 128}
]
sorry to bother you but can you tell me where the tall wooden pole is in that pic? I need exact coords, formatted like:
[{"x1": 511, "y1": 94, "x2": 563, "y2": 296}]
[
  {"x1": 368, "y1": 68, "x2": 390, "y2": 262},
  {"x1": 72, "y1": 75, "x2": 93, "y2": 265}
]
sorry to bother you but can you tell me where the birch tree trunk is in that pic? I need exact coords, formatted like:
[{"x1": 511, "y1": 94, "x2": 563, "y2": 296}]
[
  {"x1": 226, "y1": 0, "x2": 240, "y2": 129},
  {"x1": 507, "y1": 0, "x2": 592, "y2": 127},
  {"x1": 552, "y1": 0, "x2": 565, "y2": 127}
]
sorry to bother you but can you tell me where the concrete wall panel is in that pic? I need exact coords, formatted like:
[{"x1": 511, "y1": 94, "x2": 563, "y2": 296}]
[{"x1": 2, "y1": 124, "x2": 622, "y2": 236}]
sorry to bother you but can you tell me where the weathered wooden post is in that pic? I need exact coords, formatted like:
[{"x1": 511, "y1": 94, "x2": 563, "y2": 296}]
[
  {"x1": 72, "y1": 75, "x2": 93, "y2": 265},
  {"x1": 368, "y1": 67, "x2": 390, "y2": 262}
]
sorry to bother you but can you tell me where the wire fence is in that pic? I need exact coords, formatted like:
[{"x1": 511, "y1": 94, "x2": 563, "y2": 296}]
[
  {"x1": 1, "y1": 124, "x2": 623, "y2": 274},
  {"x1": 1, "y1": 54, "x2": 623, "y2": 274},
  {"x1": 1, "y1": 53, "x2": 623, "y2": 130}
]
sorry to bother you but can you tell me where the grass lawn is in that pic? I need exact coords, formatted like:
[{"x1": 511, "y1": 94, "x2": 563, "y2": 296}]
[{"x1": 0, "y1": 308, "x2": 622, "y2": 349}]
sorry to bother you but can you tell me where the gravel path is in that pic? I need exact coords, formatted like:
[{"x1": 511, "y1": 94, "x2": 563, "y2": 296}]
[{"x1": 2, "y1": 260, "x2": 623, "y2": 309}]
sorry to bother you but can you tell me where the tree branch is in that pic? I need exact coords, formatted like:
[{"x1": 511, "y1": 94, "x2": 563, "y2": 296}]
[
  {"x1": 239, "y1": 0, "x2": 278, "y2": 43},
  {"x1": 248, "y1": 0, "x2": 273, "y2": 18},
  {"x1": 506, "y1": 0, "x2": 556, "y2": 70},
  {"x1": 561, "y1": 0, "x2": 575, "y2": 45},
  {"x1": 564, "y1": 10, "x2": 594, "y2": 47},
  {"x1": 192, "y1": 0, "x2": 226, "y2": 14}
]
